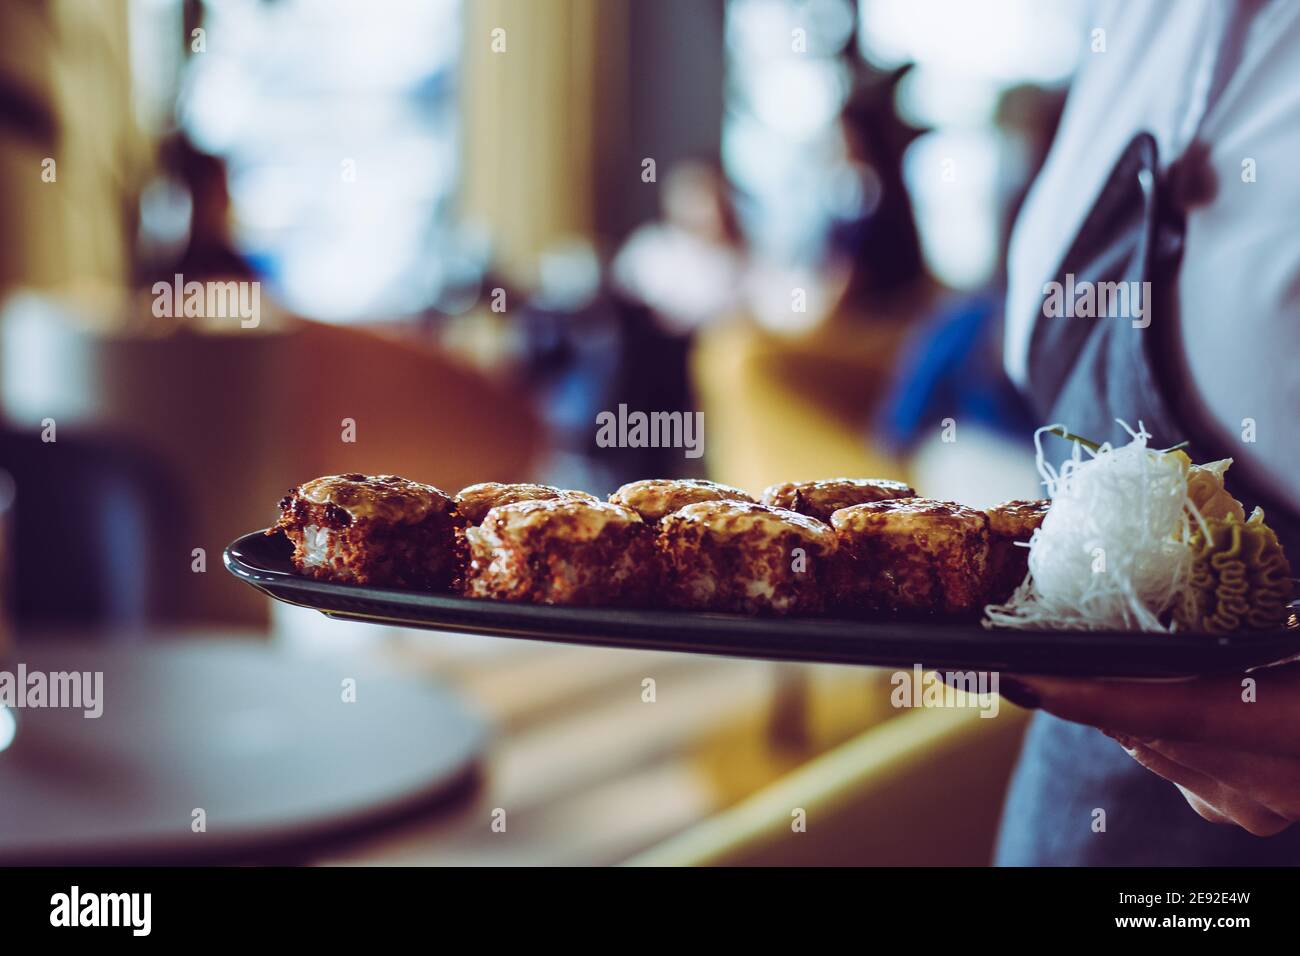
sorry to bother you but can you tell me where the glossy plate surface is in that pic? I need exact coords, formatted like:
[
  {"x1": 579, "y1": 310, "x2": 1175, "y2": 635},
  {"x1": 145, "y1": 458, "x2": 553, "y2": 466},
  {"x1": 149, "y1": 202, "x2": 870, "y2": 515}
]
[{"x1": 225, "y1": 531, "x2": 1300, "y2": 678}]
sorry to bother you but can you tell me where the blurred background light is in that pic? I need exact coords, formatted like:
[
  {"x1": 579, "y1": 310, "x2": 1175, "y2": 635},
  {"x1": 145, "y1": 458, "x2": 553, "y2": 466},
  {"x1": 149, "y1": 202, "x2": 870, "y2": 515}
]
[
  {"x1": 724, "y1": 0, "x2": 857, "y2": 264},
  {"x1": 903, "y1": 127, "x2": 1004, "y2": 289},
  {"x1": 859, "y1": 0, "x2": 1084, "y2": 288},
  {"x1": 858, "y1": 0, "x2": 1083, "y2": 85},
  {"x1": 167, "y1": 0, "x2": 463, "y2": 321}
]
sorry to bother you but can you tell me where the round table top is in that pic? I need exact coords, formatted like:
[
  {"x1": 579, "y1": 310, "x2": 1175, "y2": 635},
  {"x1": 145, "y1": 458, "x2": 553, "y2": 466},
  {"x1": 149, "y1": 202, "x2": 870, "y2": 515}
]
[{"x1": 0, "y1": 637, "x2": 487, "y2": 864}]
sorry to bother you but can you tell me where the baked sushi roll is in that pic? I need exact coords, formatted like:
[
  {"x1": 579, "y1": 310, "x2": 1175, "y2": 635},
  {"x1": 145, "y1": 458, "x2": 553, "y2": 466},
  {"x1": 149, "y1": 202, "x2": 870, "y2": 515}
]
[
  {"x1": 657, "y1": 501, "x2": 836, "y2": 616},
  {"x1": 455, "y1": 482, "x2": 596, "y2": 526},
  {"x1": 272, "y1": 474, "x2": 459, "y2": 589},
  {"x1": 985, "y1": 498, "x2": 1049, "y2": 602},
  {"x1": 609, "y1": 478, "x2": 755, "y2": 524},
  {"x1": 761, "y1": 478, "x2": 916, "y2": 524},
  {"x1": 832, "y1": 498, "x2": 989, "y2": 616},
  {"x1": 462, "y1": 498, "x2": 654, "y2": 606}
]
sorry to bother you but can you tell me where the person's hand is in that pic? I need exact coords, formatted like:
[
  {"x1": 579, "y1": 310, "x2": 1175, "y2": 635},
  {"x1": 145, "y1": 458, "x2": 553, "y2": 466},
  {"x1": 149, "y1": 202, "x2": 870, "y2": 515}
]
[{"x1": 1000, "y1": 662, "x2": 1300, "y2": 836}]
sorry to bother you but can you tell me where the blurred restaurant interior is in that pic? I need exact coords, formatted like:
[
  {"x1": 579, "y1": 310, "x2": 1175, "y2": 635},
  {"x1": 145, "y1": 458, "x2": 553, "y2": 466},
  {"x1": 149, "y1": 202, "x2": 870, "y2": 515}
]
[{"x1": 0, "y1": 0, "x2": 1087, "y2": 864}]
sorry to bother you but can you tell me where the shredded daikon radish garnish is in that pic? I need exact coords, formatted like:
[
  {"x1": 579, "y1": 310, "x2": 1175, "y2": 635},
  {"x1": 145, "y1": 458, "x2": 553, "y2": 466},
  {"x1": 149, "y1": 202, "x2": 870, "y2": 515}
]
[{"x1": 984, "y1": 421, "x2": 1202, "y2": 632}]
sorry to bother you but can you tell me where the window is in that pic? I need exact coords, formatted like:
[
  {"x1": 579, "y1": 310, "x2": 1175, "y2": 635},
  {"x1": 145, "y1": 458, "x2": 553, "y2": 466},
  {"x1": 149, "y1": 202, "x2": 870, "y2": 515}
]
[{"x1": 166, "y1": 0, "x2": 464, "y2": 321}]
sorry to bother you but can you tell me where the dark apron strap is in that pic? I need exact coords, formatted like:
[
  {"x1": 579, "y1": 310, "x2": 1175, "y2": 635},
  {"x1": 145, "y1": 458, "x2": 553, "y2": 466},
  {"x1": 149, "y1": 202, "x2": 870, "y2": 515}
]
[
  {"x1": 1025, "y1": 132, "x2": 1182, "y2": 447},
  {"x1": 1023, "y1": 130, "x2": 1300, "y2": 555}
]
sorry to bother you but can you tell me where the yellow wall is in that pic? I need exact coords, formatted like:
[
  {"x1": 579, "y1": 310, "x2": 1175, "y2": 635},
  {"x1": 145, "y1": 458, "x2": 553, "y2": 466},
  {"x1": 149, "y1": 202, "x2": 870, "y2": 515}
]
[
  {"x1": 459, "y1": 0, "x2": 627, "y2": 286},
  {"x1": 0, "y1": 0, "x2": 141, "y2": 298}
]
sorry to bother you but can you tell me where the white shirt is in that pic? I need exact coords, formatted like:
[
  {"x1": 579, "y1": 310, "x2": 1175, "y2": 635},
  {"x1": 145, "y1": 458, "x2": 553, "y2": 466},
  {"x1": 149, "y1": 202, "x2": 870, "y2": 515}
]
[{"x1": 1005, "y1": 0, "x2": 1300, "y2": 508}]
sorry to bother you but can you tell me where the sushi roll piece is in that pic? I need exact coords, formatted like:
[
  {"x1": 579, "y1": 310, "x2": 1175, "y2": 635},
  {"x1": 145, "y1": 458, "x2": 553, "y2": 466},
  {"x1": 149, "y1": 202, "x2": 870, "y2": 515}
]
[
  {"x1": 455, "y1": 482, "x2": 597, "y2": 526},
  {"x1": 462, "y1": 498, "x2": 654, "y2": 606},
  {"x1": 271, "y1": 474, "x2": 459, "y2": 589},
  {"x1": 761, "y1": 478, "x2": 916, "y2": 524},
  {"x1": 985, "y1": 498, "x2": 1049, "y2": 602},
  {"x1": 609, "y1": 478, "x2": 755, "y2": 524},
  {"x1": 657, "y1": 500, "x2": 836, "y2": 615},
  {"x1": 832, "y1": 497, "x2": 989, "y2": 616}
]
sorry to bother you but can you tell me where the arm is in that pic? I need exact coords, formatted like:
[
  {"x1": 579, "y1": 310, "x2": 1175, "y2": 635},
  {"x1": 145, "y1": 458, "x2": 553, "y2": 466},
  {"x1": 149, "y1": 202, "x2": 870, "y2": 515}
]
[{"x1": 1003, "y1": 665, "x2": 1300, "y2": 836}]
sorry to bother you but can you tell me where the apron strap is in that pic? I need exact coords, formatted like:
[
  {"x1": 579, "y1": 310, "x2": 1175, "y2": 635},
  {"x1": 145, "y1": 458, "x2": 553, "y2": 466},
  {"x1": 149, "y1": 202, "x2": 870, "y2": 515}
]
[{"x1": 1025, "y1": 131, "x2": 1164, "y2": 415}]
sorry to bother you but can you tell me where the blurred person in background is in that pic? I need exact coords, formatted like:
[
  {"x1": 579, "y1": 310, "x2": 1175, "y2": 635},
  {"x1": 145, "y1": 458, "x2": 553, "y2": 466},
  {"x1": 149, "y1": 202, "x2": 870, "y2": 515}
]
[
  {"x1": 994, "y1": 0, "x2": 1300, "y2": 864},
  {"x1": 605, "y1": 159, "x2": 748, "y2": 482},
  {"x1": 875, "y1": 85, "x2": 1065, "y2": 473},
  {"x1": 612, "y1": 158, "x2": 749, "y2": 338},
  {"x1": 822, "y1": 66, "x2": 927, "y2": 320},
  {"x1": 144, "y1": 134, "x2": 256, "y2": 286}
]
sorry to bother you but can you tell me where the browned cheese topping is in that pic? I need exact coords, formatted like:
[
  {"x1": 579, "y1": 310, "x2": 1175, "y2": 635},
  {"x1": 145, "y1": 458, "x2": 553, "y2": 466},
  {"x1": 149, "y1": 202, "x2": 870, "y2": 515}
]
[
  {"x1": 282, "y1": 474, "x2": 453, "y2": 528},
  {"x1": 830, "y1": 496, "x2": 985, "y2": 534},
  {"x1": 663, "y1": 500, "x2": 836, "y2": 552},
  {"x1": 985, "y1": 498, "x2": 1050, "y2": 539},
  {"x1": 610, "y1": 478, "x2": 755, "y2": 522},
  {"x1": 455, "y1": 482, "x2": 597, "y2": 526},
  {"x1": 478, "y1": 497, "x2": 644, "y2": 542},
  {"x1": 762, "y1": 478, "x2": 916, "y2": 523}
]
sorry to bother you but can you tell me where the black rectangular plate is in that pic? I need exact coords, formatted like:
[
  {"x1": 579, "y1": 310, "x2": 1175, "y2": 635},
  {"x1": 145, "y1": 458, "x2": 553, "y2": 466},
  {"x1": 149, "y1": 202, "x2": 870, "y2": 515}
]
[{"x1": 225, "y1": 531, "x2": 1300, "y2": 678}]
